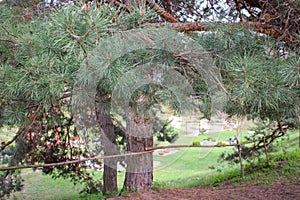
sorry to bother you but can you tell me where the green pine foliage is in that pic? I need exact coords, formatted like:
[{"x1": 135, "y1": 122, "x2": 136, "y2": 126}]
[
  {"x1": 195, "y1": 24, "x2": 299, "y2": 122},
  {"x1": 0, "y1": 2, "x2": 120, "y2": 198},
  {"x1": 0, "y1": 1, "x2": 162, "y2": 198}
]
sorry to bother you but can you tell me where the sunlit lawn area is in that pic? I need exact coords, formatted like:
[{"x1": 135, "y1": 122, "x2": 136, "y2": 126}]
[{"x1": 153, "y1": 129, "x2": 248, "y2": 184}]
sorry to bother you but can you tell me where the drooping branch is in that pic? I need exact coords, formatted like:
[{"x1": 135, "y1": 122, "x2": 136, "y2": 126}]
[{"x1": 0, "y1": 127, "x2": 26, "y2": 153}]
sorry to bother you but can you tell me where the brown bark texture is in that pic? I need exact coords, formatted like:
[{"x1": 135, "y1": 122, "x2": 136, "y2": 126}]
[
  {"x1": 97, "y1": 100, "x2": 118, "y2": 194},
  {"x1": 123, "y1": 109, "x2": 153, "y2": 191}
]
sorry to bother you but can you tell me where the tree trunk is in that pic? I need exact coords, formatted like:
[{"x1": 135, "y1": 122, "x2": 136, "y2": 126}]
[
  {"x1": 96, "y1": 100, "x2": 118, "y2": 195},
  {"x1": 123, "y1": 109, "x2": 153, "y2": 191}
]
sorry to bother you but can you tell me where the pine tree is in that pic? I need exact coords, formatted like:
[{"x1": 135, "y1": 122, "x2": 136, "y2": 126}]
[{"x1": 0, "y1": 0, "x2": 299, "y2": 198}]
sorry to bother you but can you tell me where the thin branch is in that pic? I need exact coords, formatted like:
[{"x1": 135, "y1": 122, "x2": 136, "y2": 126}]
[
  {"x1": 240, "y1": 0, "x2": 259, "y2": 18},
  {"x1": 242, "y1": 65, "x2": 248, "y2": 99},
  {"x1": 0, "y1": 37, "x2": 16, "y2": 43},
  {"x1": 0, "y1": 127, "x2": 25, "y2": 153},
  {"x1": 237, "y1": 143, "x2": 244, "y2": 178},
  {"x1": 0, "y1": 104, "x2": 42, "y2": 153},
  {"x1": 83, "y1": 10, "x2": 96, "y2": 38},
  {"x1": 58, "y1": 91, "x2": 72, "y2": 101},
  {"x1": 77, "y1": 39, "x2": 88, "y2": 58},
  {"x1": 235, "y1": 0, "x2": 244, "y2": 21},
  {"x1": 0, "y1": 25, "x2": 18, "y2": 38},
  {"x1": 66, "y1": 28, "x2": 81, "y2": 40},
  {"x1": 146, "y1": 0, "x2": 178, "y2": 23},
  {"x1": 66, "y1": 24, "x2": 96, "y2": 40}
]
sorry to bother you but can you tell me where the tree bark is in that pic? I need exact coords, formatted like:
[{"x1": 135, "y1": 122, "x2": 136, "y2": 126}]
[
  {"x1": 123, "y1": 109, "x2": 153, "y2": 191},
  {"x1": 146, "y1": 0, "x2": 178, "y2": 23},
  {"x1": 96, "y1": 99, "x2": 118, "y2": 195}
]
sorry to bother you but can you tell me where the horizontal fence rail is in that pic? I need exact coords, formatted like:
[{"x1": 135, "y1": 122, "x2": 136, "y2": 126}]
[{"x1": 0, "y1": 143, "x2": 250, "y2": 171}]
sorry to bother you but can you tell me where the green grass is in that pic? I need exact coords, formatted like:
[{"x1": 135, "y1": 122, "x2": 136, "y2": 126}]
[
  {"x1": 0, "y1": 126, "x2": 17, "y2": 142},
  {"x1": 8, "y1": 170, "x2": 125, "y2": 200},
  {"x1": 10, "y1": 170, "x2": 84, "y2": 200},
  {"x1": 3, "y1": 128, "x2": 299, "y2": 199},
  {"x1": 152, "y1": 129, "x2": 248, "y2": 184},
  {"x1": 153, "y1": 128, "x2": 299, "y2": 189}
]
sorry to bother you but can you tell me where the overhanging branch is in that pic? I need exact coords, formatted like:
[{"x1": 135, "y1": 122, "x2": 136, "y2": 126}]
[{"x1": 147, "y1": 21, "x2": 293, "y2": 43}]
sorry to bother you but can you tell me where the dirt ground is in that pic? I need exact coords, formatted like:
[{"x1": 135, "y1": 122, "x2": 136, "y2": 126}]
[{"x1": 108, "y1": 180, "x2": 300, "y2": 200}]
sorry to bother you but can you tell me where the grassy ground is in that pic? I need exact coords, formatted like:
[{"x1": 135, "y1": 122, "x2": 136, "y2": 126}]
[
  {"x1": 2, "y1": 128, "x2": 299, "y2": 199},
  {"x1": 0, "y1": 126, "x2": 17, "y2": 141},
  {"x1": 153, "y1": 129, "x2": 248, "y2": 184}
]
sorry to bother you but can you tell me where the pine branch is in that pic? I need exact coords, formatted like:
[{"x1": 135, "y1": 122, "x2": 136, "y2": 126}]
[
  {"x1": 0, "y1": 37, "x2": 16, "y2": 43},
  {"x1": 239, "y1": 0, "x2": 259, "y2": 18},
  {"x1": 147, "y1": 21, "x2": 293, "y2": 43},
  {"x1": 66, "y1": 28, "x2": 81, "y2": 40},
  {"x1": 0, "y1": 25, "x2": 18, "y2": 39},
  {"x1": 146, "y1": 0, "x2": 178, "y2": 23},
  {"x1": 234, "y1": 0, "x2": 244, "y2": 21}
]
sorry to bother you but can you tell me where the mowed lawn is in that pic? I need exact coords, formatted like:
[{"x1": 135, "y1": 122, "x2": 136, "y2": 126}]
[
  {"x1": 153, "y1": 129, "x2": 249, "y2": 185},
  {"x1": 3, "y1": 128, "x2": 299, "y2": 200}
]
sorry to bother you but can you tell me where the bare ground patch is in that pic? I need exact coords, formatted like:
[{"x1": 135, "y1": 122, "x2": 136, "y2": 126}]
[{"x1": 109, "y1": 180, "x2": 300, "y2": 200}]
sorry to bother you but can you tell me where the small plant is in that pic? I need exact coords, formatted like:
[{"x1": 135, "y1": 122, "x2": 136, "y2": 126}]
[
  {"x1": 192, "y1": 141, "x2": 201, "y2": 146},
  {"x1": 217, "y1": 141, "x2": 226, "y2": 146},
  {"x1": 211, "y1": 174, "x2": 224, "y2": 187}
]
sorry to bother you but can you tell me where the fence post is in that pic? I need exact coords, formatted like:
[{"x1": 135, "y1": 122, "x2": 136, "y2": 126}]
[
  {"x1": 237, "y1": 142, "x2": 244, "y2": 179},
  {"x1": 263, "y1": 136, "x2": 270, "y2": 167}
]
